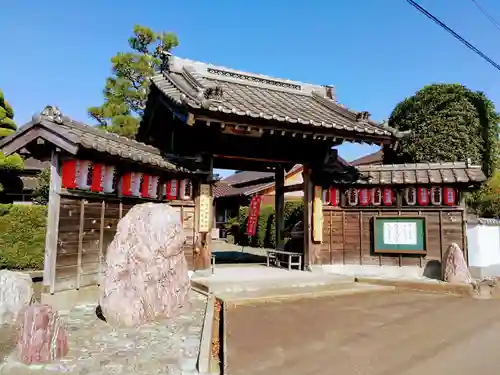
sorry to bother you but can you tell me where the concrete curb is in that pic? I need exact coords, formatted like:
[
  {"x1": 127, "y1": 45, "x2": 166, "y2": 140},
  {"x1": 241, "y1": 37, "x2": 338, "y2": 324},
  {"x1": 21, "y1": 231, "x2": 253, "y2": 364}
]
[
  {"x1": 354, "y1": 277, "x2": 475, "y2": 297},
  {"x1": 219, "y1": 284, "x2": 396, "y2": 306},
  {"x1": 197, "y1": 294, "x2": 215, "y2": 375}
]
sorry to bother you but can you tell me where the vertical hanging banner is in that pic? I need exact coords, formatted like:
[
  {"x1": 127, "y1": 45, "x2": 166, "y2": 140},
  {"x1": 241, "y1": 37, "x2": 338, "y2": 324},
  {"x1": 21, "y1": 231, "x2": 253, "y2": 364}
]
[{"x1": 246, "y1": 195, "x2": 263, "y2": 236}]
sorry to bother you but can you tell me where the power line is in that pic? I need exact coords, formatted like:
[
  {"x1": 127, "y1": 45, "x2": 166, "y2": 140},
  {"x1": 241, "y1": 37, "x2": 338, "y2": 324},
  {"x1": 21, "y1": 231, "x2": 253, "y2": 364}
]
[
  {"x1": 406, "y1": 0, "x2": 500, "y2": 72},
  {"x1": 470, "y1": 0, "x2": 500, "y2": 33}
]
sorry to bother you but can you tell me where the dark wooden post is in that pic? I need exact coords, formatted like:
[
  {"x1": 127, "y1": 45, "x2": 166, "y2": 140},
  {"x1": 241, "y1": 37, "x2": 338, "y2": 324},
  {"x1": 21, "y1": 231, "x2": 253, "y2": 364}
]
[
  {"x1": 194, "y1": 182, "x2": 213, "y2": 271},
  {"x1": 275, "y1": 166, "x2": 285, "y2": 249},
  {"x1": 303, "y1": 166, "x2": 313, "y2": 270}
]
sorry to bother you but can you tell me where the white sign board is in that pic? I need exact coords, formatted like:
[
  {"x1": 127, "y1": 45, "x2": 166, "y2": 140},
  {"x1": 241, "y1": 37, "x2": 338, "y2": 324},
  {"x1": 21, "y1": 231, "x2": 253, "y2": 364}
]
[{"x1": 383, "y1": 222, "x2": 417, "y2": 245}]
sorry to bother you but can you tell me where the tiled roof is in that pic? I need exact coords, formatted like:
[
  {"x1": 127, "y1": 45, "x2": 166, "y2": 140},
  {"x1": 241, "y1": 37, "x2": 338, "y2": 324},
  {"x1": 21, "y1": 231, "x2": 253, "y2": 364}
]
[
  {"x1": 341, "y1": 162, "x2": 486, "y2": 185},
  {"x1": 221, "y1": 170, "x2": 274, "y2": 185},
  {"x1": 214, "y1": 165, "x2": 305, "y2": 198},
  {"x1": 351, "y1": 150, "x2": 383, "y2": 166},
  {"x1": 150, "y1": 56, "x2": 404, "y2": 142},
  {"x1": 0, "y1": 106, "x2": 192, "y2": 173},
  {"x1": 214, "y1": 180, "x2": 275, "y2": 198}
]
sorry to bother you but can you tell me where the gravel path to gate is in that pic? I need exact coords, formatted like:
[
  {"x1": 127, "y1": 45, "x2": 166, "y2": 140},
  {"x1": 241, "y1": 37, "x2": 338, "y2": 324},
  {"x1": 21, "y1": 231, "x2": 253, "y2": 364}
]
[{"x1": 0, "y1": 290, "x2": 207, "y2": 375}]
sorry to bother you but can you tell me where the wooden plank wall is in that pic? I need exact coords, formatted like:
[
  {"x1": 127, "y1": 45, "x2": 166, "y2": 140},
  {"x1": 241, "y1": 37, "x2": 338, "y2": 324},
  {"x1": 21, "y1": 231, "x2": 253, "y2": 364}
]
[
  {"x1": 321, "y1": 207, "x2": 465, "y2": 269},
  {"x1": 54, "y1": 197, "x2": 196, "y2": 293}
]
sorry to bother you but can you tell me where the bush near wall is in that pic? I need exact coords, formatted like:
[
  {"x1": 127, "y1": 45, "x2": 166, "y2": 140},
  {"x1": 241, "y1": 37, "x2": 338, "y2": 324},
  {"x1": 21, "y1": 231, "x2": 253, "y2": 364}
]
[
  {"x1": 233, "y1": 200, "x2": 304, "y2": 248},
  {"x1": 0, "y1": 204, "x2": 46, "y2": 270}
]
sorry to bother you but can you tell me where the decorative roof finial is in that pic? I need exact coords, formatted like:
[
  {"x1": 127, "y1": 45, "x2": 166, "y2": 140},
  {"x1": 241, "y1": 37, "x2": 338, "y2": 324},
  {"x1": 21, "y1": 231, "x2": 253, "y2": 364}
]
[
  {"x1": 159, "y1": 50, "x2": 172, "y2": 72},
  {"x1": 196, "y1": 85, "x2": 224, "y2": 109},
  {"x1": 39, "y1": 105, "x2": 64, "y2": 124}
]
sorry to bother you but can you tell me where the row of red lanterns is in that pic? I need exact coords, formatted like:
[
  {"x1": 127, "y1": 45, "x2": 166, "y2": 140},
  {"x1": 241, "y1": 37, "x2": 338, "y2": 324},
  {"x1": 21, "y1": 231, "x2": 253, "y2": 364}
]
[
  {"x1": 61, "y1": 159, "x2": 193, "y2": 200},
  {"x1": 322, "y1": 187, "x2": 456, "y2": 206}
]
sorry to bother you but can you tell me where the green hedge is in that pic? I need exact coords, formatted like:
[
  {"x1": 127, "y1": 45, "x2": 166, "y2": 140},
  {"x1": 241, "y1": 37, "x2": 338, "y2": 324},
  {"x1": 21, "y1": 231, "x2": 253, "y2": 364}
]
[
  {"x1": 233, "y1": 200, "x2": 304, "y2": 248},
  {"x1": 0, "y1": 204, "x2": 46, "y2": 270}
]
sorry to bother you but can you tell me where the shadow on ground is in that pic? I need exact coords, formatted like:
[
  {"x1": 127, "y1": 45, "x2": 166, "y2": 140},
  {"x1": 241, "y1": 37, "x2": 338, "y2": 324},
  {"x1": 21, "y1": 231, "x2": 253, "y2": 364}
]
[{"x1": 212, "y1": 251, "x2": 267, "y2": 264}]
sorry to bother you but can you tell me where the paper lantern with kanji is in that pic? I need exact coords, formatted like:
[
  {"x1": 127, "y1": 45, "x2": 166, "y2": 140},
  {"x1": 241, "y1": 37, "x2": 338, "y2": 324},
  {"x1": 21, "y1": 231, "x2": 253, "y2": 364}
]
[
  {"x1": 61, "y1": 159, "x2": 78, "y2": 189},
  {"x1": 167, "y1": 179, "x2": 179, "y2": 200},
  {"x1": 179, "y1": 179, "x2": 193, "y2": 200},
  {"x1": 347, "y1": 188, "x2": 358, "y2": 206},
  {"x1": 329, "y1": 187, "x2": 340, "y2": 206},
  {"x1": 148, "y1": 176, "x2": 160, "y2": 199},
  {"x1": 322, "y1": 188, "x2": 330, "y2": 205},
  {"x1": 159, "y1": 182, "x2": 168, "y2": 200},
  {"x1": 359, "y1": 188, "x2": 370, "y2": 206},
  {"x1": 383, "y1": 188, "x2": 394, "y2": 206},
  {"x1": 417, "y1": 187, "x2": 429, "y2": 206},
  {"x1": 371, "y1": 188, "x2": 382, "y2": 206},
  {"x1": 76, "y1": 160, "x2": 92, "y2": 190},
  {"x1": 131, "y1": 173, "x2": 142, "y2": 197},
  {"x1": 405, "y1": 187, "x2": 417, "y2": 206},
  {"x1": 443, "y1": 187, "x2": 456, "y2": 206},
  {"x1": 431, "y1": 187, "x2": 442, "y2": 205},
  {"x1": 103, "y1": 166, "x2": 116, "y2": 193}
]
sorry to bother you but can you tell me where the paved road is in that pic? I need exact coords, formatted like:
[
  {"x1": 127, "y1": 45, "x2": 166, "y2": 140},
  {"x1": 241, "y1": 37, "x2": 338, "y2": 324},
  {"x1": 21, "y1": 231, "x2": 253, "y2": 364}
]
[{"x1": 226, "y1": 291, "x2": 500, "y2": 375}]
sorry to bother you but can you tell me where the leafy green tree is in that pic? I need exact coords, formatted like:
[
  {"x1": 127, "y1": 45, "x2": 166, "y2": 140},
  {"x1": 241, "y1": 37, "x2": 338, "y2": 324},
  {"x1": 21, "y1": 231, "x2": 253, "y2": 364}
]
[
  {"x1": 467, "y1": 171, "x2": 500, "y2": 218},
  {"x1": 32, "y1": 168, "x2": 50, "y2": 205},
  {"x1": 0, "y1": 90, "x2": 23, "y2": 192},
  {"x1": 88, "y1": 25, "x2": 179, "y2": 138},
  {"x1": 386, "y1": 83, "x2": 500, "y2": 178}
]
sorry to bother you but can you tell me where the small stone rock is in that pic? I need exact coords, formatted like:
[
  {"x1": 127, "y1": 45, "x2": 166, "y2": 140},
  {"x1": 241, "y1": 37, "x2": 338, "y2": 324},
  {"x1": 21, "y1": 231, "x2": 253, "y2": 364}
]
[
  {"x1": 442, "y1": 243, "x2": 473, "y2": 284},
  {"x1": 15, "y1": 304, "x2": 69, "y2": 364},
  {"x1": 0, "y1": 270, "x2": 34, "y2": 325}
]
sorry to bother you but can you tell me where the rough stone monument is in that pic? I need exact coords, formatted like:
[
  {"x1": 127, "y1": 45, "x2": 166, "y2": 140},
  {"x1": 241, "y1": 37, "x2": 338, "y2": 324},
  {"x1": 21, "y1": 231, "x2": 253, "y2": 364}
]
[
  {"x1": 99, "y1": 203, "x2": 190, "y2": 327},
  {"x1": 442, "y1": 243, "x2": 473, "y2": 284}
]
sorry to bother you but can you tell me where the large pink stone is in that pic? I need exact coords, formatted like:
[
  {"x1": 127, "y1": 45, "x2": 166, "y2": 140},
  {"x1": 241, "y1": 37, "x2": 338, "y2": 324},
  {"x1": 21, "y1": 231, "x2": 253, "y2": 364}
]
[
  {"x1": 15, "y1": 304, "x2": 68, "y2": 364},
  {"x1": 442, "y1": 243, "x2": 473, "y2": 284},
  {"x1": 99, "y1": 203, "x2": 190, "y2": 327}
]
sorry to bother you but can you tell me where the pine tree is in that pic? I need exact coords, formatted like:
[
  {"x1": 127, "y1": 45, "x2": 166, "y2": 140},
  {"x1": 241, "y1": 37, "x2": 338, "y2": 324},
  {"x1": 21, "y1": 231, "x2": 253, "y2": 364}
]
[{"x1": 88, "y1": 25, "x2": 179, "y2": 139}]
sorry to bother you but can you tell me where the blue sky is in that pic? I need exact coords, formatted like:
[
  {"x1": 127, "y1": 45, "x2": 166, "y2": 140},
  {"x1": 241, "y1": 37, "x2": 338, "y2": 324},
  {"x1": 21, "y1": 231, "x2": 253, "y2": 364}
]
[{"x1": 2, "y1": 0, "x2": 500, "y2": 178}]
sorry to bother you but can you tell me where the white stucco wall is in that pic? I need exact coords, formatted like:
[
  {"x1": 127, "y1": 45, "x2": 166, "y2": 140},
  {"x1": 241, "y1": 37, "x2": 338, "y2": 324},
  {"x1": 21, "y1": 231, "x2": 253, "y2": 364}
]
[{"x1": 467, "y1": 219, "x2": 500, "y2": 278}]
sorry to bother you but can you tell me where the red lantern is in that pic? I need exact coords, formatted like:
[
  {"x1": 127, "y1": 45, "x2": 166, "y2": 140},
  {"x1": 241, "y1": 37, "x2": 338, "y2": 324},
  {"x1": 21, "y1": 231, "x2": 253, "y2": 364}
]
[
  {"x1": 120, "y1": 173, "x2": 133, "y2": 196},
  {"x1": 167, "y1": 179, "x2": 179, "y2": 200},
  {"x1": 91, "y1": 163, "x2": 104, "y2": 193},
  {"x1": 61, "y1": 159, "x2": 77, "y2": 189},
  {"x1": 443, "y1": 187, "x2": 456, "y2": 206},
  {"x1": 329, "y1": 187, "x2": 340, "y2": 206},
  {"x1": 383, "y1": 188, "x2": 394, "y2": 206},
  {"x1": 417, "y1": 187, "x2": 429, "y2": 206},
  {"x1": 359, "y1": 188, "x2": 371, "y2": 206}
]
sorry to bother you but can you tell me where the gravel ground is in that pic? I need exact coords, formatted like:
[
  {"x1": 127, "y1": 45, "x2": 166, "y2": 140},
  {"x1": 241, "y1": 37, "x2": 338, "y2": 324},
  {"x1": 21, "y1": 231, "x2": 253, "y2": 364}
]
[{"x1": 0, "y1": 290, "x2": 207, "y2": 375}]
